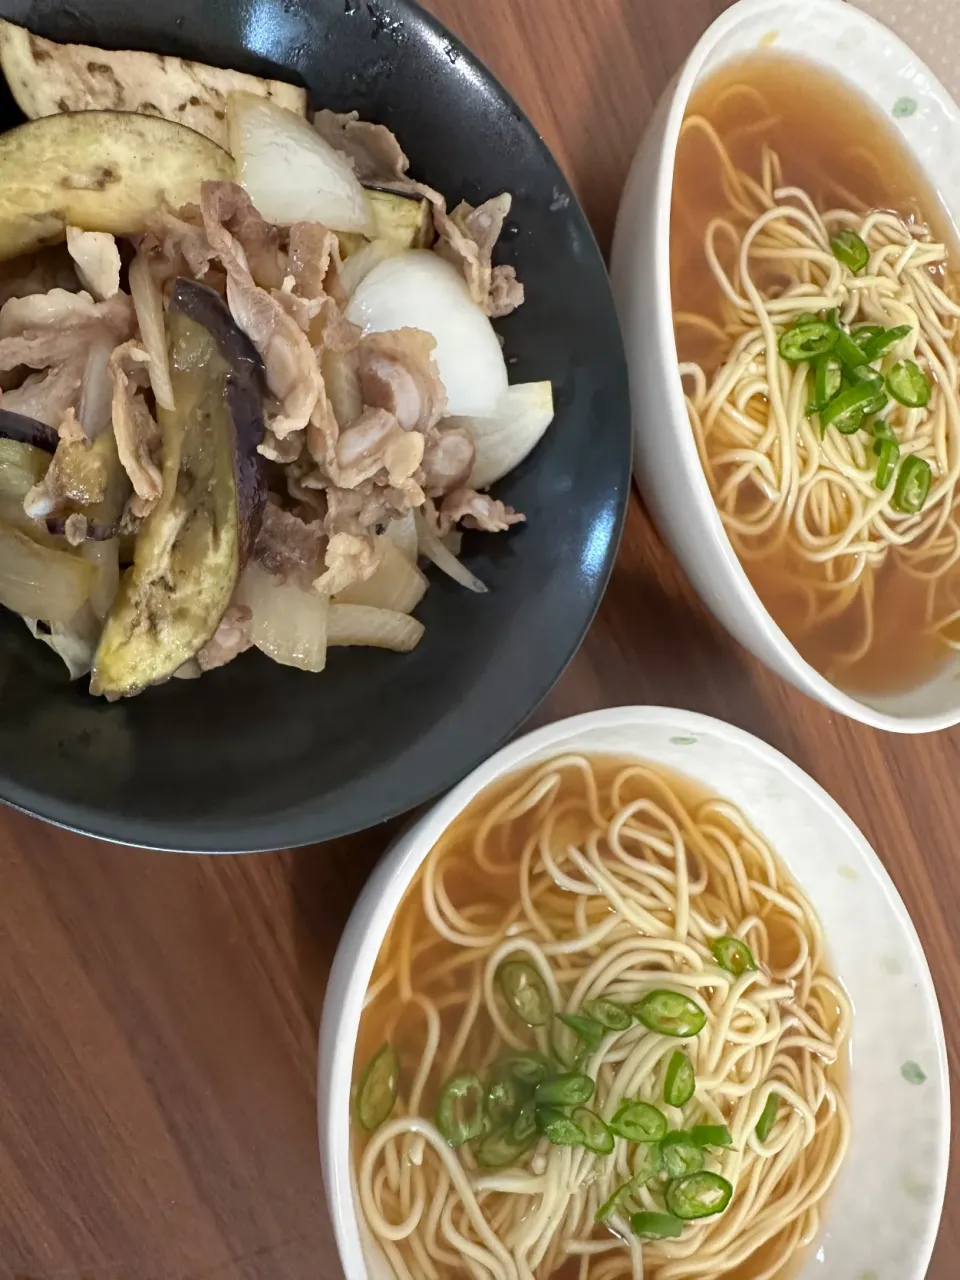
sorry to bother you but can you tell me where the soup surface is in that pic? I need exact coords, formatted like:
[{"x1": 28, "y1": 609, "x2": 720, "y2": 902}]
[
  {"x1": 672, "y1": 53, "x2": 960, "y2": 695},
  {"x1": 351, "y1": 754, "x2": 849, "y2": 1280}
]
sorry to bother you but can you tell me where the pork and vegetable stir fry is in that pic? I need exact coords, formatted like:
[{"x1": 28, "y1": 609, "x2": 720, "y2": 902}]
[{"x1": 0, "y1": 20, "x2": 554, "y2": 696}]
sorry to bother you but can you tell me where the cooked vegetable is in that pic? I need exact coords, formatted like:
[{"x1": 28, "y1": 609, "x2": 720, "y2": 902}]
[
  {"x1": 236, "y1": 560, "x2": 329, "y2": 673},
  {"x1": 582, "y1": 997, "x2": 632, "y2": 1031},
  {"x1": 609, "y1": 1100, "x2": 667, "y2": 1143},
  {"x1": 128, "y1": 251, "x2": 175, "y2": 411},
  {"x1": 475, "y1": 1116, "x2": 536, "y2": 1168},
  {"x1": 859, "y1": 324, "x2": 912, "y2": 361},
  {"x1": 755, "y1": 1094, "x2": 780, "y2": 1142},
  {"x1": 0, "y1": 19, "x2": 306, "y2": 149},
  {"x1": 634, "y1": 990, "x2": 707, "y2": 1038},
  {"x1": 664, "y1": 1050, "x2": 696, "y2": 1107},
  {"x1": 534, "y1": 1073, "x2": 595, "y2": 1107},
  {"x1": 571, "y1": 1106, "x2": 614, "y2": 1154},
  {"x1": 443, "y1": 382, "x2": 555, "y2": 490},
  {"x1": 486, "y1": 1076, "x2": 524, "y2": 1129},
  {"x1": 711, "y1": 936, "x2": 757, "y2": 976},
  {"x1": 777, "y1": 321, "x2": 837, "y2": 363},
  {"x1": 367, "y1": 188, "x2": 434, "y2": 248},
  {"x1": 338, "y1": 238, "x2": 402, "y2": 298},
  {"x1": 354, "y1": 1043, "x2": 400, "y2": 1131},
  {"x1": 414, "y1": 507, "x2": 488, "y2": 593},
  {"x1": 92, "y1": 282, "x2": 265, "y2": 696},
  {"x1": 493, "y1": 1052, "x2": 553, "y2": 1087},
  {"x1": 537, "y1": 1106, "x2": 585, "y2": 1147},
  {"x1": 892, "y1": 455, "x2": 932, "y2": 514},
  {"x1": 0, "y1": 111, "x2": 233, "y2": 261},
  {"x1": 874, "y1": 437, "x2": 900, "y2": 491},
  {"x1": 665, "y1": 1171, "x2": 733, "y2": 1220},
  {"x1": 436, "y1": 1073, "x2": 485, "y2": 1146},
  {"x1": 326, "y1": 604, "x2": 425, "y2": 653},
  {"x1": 596, "y1": 1147, "x2": 663, "y2": 1222},
  {"x1": 346, "y1": 251, "x2": 509, "y2": 417},
  {"x1": 336, "y1": 538, "x2": 427, "y2": 614},
  {"x1": 0, "y1": 438, "x2": 50, "y2": 503},
  {"x1": 630, "y1": 1211, "x2": 684, "y2": 1240},
  {"x1": 0, "y1": 409, "x2": 58, "y2": 453},
  {"x1": 497, "y1": 958, "x2": 553, "y2": 1026},
  {"x1": 660, "y1": 1131, "x2": 705, "y2": 1178},
  {"x1": 886, "y1": 359, "x2": 931, "y2": 408},
  {"x1": 819, "y1": 380, "x2": 885, "y2": 434},
  {"x1": 830, "y1": 229, "x2": 870, "y2": 273},
  {"x1": 556, "y1": 1012, "x2": 605, "y2": 1052},
  {"x1": 227, "y1": 91, "x2": 373, "y2": 234},
  {"x1": 23, "y1": 610, "x2": 99, "y2": 680},
  {"x1": 690, "y1": 1124, "x2": 732, "y2": 1148},
  {"x1": 0, "y1": 518, "x2": 92, "y2": 622}
]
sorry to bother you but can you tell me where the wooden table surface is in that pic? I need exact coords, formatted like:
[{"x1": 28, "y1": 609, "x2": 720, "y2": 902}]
[{"x1": 0, "y1": 1, "x2": 956, "y2": 1277}]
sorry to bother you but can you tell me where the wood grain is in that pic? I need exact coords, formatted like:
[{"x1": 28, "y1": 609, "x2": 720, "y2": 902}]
[{"x1": 0, "y1": 1, "x2": 956, "y2": 1277}]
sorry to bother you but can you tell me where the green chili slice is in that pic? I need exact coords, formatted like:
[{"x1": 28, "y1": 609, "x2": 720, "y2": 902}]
[
  {"x1": 874, "y1": 437, "x2": 900, "y2": 491},
  {"x1": 494, "y1": 1051, "x2": 553, "y2": 1087},
  {"x1": 583, "y1": 997, "x2": 633, "y2": 1031},
  {"x1": 777, "y1": 320, "x2": 838, "y2": 363},
  {"x1": 661, "y1": 1131, "x2": 705, "y2": 1178},
  {"x1": 354, "y1": 1042, "x2": 400, "y2": 1132},
  {"x1": 535, "y1": 1072, "x2": 595, "y2": 1107},
  {"x1": 609, "y1": 1099, "x2": 668, "y2": 1143},
  {"x1": 486, "y1": 1076, "x2": 524, "y2": 1130},
  {"x1": 664, "y1": 1050, "x2": 696, "y2": 1107},
  {"x1": 832, "y1": 327, "x2": 869, "y2": 370},
  {"x1": 811, "y1": 355, "x2": 842, "y2": 414},
  {"x1": 791, "y1": 311, "x2": 819, "y2": 327},
  {"x1": 511, "y1": 1100, "x2": 537, "y2": 1145},
  {"x1": 631, "y1": 1211, "x2": 685, "y2": 1240},
  {"x1": 820, "y1": 380, "x2": 884, "y2": 434},
  {"x1": 691, "y1": 1123, "x2": 733, "y2": 1148},
  {"x1": 830, "y1": 229, "x2": 870, "y2": 274},
  {"x1": 666, "y1": 1171, "x2": 734, "y2": 1220},
  {"x1": 868, "y1": 416, "x2": 896, "y2": 441},
  {"x1": 892, "y1": 455, "x2": 932, "y2": 514},
  {"x1": 475, "y1": 1123, "x2": 536, "y2": 1169},
  {"x1": 634, "y1": 990, "x2": 707, "y2": 1038},
  {"x1": 755, "y1": 1093, "x2": 780, "y2": 1142},
  {"x1": 538, "y1": 1105, "x2": 585, "y2": 1147},
  {"x1": 436, "y1": 1072, "x2": 485, "y2": 1146},
  {"x1": 859, "y1": 323, "x2": 912, "y2": 361},
  {"x1": 711, "y1": 935, "x2": 757, "y2": 976},
  {"x1": 497, "y1": 959, "x2": 553, "y2": 1026},
  {"x1": 852, "y1": 323, "x2": 884, "y2": 347},
  {"x1": 886, "y1": 359, "x2": 931, "y2": 408},
  {"x1": 556, "y1": 1012, "x2": 605, "y2": 1053},
  {"x1": 572, "y1": 1106, "x2": 615, "y2": 1155},
  {"x1": 595, "y1": 1145, "x2": 663, "y2": 1222}
]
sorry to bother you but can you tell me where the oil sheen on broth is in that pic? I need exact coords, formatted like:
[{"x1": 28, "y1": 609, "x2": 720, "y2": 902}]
[
  {"x1": 352, "y1": 754, "x2": 849, "y2": 1280},
  {"x1": 671, "y1": 53, "x2": 960, "y2": 695}
]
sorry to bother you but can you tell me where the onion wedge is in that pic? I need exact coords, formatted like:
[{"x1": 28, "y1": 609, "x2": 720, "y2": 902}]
[
  {"x1": 449, "y1": 381, "x2": 555, "y2": 490},
  {"x1": 227, "y1": 92, "x2": 374, "y2": 234},
  {"x1": 128, "y1": 252, "x2": 175, "y2": 411},
  {"x1": 414, "y1": 507, "x2": 487, "y2": 594},
  {"x1": 327, "y1": 604, "x2": 424, "y2": 652},
  {"x1": 236, "y1": 560, "x2": 329, "y2": 673},
  {"x1": 385, "y1": 511, "x2": 418, "y2": 563},
  {"x1": 0, "y1": 517, "x2": 92, "y2": 622},
  {"x1": 337, "y1": 538, "x2": 427, "y2": 614}
]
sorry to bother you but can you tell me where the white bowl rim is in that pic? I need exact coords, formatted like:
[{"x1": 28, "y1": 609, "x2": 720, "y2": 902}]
[
  {"x1": 317, "y1": 703, "x2": 950, "y2": 1280},
  {"x1": 640, "y1": 0, "x2": 960, "y2": 733}
]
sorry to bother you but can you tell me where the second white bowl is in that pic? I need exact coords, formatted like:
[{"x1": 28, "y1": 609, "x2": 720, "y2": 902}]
[{"x1": 610, "y1": 0, "x2": 960, "y2": 732}]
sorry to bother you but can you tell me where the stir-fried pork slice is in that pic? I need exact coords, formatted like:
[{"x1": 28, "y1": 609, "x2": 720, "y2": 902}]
[
  {"x1": 358, "y1": 328, "x2": 447, "y2": 433},
  {"x1": 108, "y1": 341, "x2": 162, "y2": 517},
  {"x1": 254, "y1": 502, "x2": 327, "y2": 578},
  {"x1": 438, "y1": 487, "x2": 525, "y2": 534},
  {"x1": 259, "y1": 426, "x2": 303, "y2": 464},
  {"x1": 488, "y1": 265, "x2": 525, "y2": 319},
  {"x1": 288, "y1": 221, "x2": 342, "y2": 303},
  {"x1": 314, "y1": 530, "x2": 381, "y2": 596},
  {"x1": 66, "y1": 227, "x2": 121, "y2": 300},
  {"x1": 141, "y1": 207, "x2": 218, "y2": 285},
  {"x1": 336, "y1": 407, "x2": 425, "y2": 490},
  {"x1": 0, "y1": 289, "x2": 134, "y2": 369},
  {"x1": 434, "y1": 193, "x2": 524, "y2": 318},
  {"x1": 196, "y1": 605, "x2": 254, "y2": 672},
  {"x1": 201, "y1": 181, "x2": 286, "y2": 289},
  {"x1": 1, "y1": 361, "x2": 84, "y2": 427},
  {"x1": 313, "y1": 110, "x2": 409, "y2": 183},
  {"x1": 421, "y1": 426, "x2": 476, "y2": 497}
]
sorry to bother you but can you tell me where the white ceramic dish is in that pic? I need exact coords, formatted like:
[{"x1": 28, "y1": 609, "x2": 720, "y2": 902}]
[
  {"x1": 610, "y1": 0, "x2": 960, "y2": 732},
  {"x1": 317, "y1": 706, "x2": 949, "y2": 1280}
]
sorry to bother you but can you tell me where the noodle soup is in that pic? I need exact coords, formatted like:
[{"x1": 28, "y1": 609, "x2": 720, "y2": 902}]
[
  {"x1": 350, "y1": 754, "x2": 850, "y2": 1280},
  {"x1": 672, "y1": 54, "x2": 960, "y2": 695}
]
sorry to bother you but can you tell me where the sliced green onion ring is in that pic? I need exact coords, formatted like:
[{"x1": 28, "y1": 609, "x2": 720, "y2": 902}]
[
  {"x1": 436, "y1": 1072, "x2": 485, "y2": 1147},
  {"x1": 892, "y1": 455, "x2": 932, "y2": 514},
  {"x1": 556, "y1": 1011, "x2": 605, "y2": 1052},
  {"x1": 711, "y1": 935, "x2": 757, "y2": 976},
  {"x1": 830, "y1": 228, "x2": 870, "y2": 274},
  {"x1": 631, "y1": 1211, "x2": 685, "y2": 1240},
  {"x1": 811, "y1": 354, "x2": 842, "y2": 414},
  {"x1": 511, "y1": 1100, "x2": 537, "y2": 1145},
  {"x1": 609, "y1": 1099, "x2": 668, "y2": 1143},
  {"x1": 497, "y1": 958, "x2": 553, "y2": 1026},
  {"x1": 538, "y1": 1105, "x2": 585, "y2": 1147},
  {"x1": 475, "y1": 1123, "x2": 536, "y2": 1169},
  {"x1": 634, "y1": 990, "x2": 707, "y2": 1038},
  {"x1": 820, "y1": 380, "x2": 885, "y2": 434},
  {"x1": 691, "y1": 1123, "x2": 733, "y2": 1148},
  {"x1": 832, "y1": 327, "x2": 869, "y2": 370},
  {"x1": 886, "y1": 359, "x2": 931, "y2": 408},
  {"x1": 583, "y1": 997, "x2": 633, "y2": 1031},
  {"x1": 874, "y1": 437, "x2": 900, "y2": 491},
  {"x1": 860, "y1": 323, "x2": 912, "y2": 361},
  {"x1": 661, "y1": 1130, "x2": 705, "y2": 1178},
  {"x1": 535, "y1": 1072, "x2": 595, "y2": 1107},
  {"x1": 494, "y1": 1051, "x2": 553, "y2": 1087},
  {"x1": 777, "y1": 321, "x2": 838, "y2": 363},
  {"x1": 666, "y1": 1171, "x2": 734, "y2": 1220},
  {"x1": 755, "y1": 1093, "x2": 780, "y2": 1143},
  {"x1": 572, "y1": 1106, "x2": 615, "y2": 1155},
  {"x1": 354, "y1": 1042, "x2": 400, "y2": 1132},
  {"x1": 664, "y1": 1050, "x2": 696, "y2": 1107},
  {"x1": 486, "y1": 1076, "x2": 524, "y2": 1130}
]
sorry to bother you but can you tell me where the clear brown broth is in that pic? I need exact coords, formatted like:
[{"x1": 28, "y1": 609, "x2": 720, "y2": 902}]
[
  {"x1": 671, "y1": 52, "x2": 960, "y2": 695},
  {"x1": 353, "y1": 754, "x2": 847, "y2": 1280}
]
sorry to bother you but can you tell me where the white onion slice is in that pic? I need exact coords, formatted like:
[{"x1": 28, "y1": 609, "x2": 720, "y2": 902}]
[
  {"x1": 385, "y1": 511, "x2": 418, "y2": 563},
  {"x1": 0, "y1": 519, "x2": 92, "y2": 622},
  {"x1": 414, "y1": 507, "x2": 487, "y2": 594},
  {"x1": 449, "y1": 381, "x2": 555, "y2": 490},
  {"x1": 345, "y1": 251, "x2": 508, "y2": 417},
  {"x1": 327, "y1": 603, "x2": 424, "y2": 652},
  {"x1": 128, "y1": 252, "x2": 175, "y2": 411},
  {"x1": 236, "y1": 560, "x2": 329, "y2": 673},
  {"x1": 336, "y1": 538, "x2": 427, "y2": 614},
  {"x1": 78, "y1": 339, "x2": 114, "y2": 439},
  {"x1": 81, "y1": 537, "x2": 119, "y2": 619},
  {"x1": 23, "y1": 605, "x2": 100, "y2": 680},
  {"x1": 339, "y1": 237, "x2": 402, "y2": 298},
  {"x1": 227, "y1": 91, "x2": 374, "y2": 234}
]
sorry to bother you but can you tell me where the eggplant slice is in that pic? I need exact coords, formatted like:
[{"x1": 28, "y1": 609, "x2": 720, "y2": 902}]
[
  {"x1": 91, "y1": 280, "x2": 265, "y2": 697},
  {"x1": 0, "y1": 408, "x2": 59, "y2": 452}
]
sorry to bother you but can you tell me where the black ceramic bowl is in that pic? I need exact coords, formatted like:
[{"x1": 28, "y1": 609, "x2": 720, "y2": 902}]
[{"x1": 0, "y1": 0, "x2": 630, "y2": 851}]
